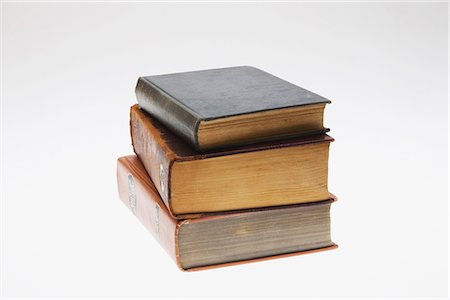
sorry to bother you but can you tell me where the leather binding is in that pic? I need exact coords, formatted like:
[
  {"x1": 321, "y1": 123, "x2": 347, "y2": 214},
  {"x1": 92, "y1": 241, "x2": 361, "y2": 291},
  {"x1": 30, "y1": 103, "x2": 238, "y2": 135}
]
[
  {"x1": 130, "y1": 104, "x2": 334, "y2": 218},
  {"x1": 117, "y1": 155, "x2": 178, "y2": 263},
  {"x1": 135, "y1": 66, "x2": 331, "y2": 151},
  {"x1": 117, "y1": 155, "x2": 338, "y2": 271},
  {"x1": 136, "y1": 76, "x2": 201, "y2": 149}
]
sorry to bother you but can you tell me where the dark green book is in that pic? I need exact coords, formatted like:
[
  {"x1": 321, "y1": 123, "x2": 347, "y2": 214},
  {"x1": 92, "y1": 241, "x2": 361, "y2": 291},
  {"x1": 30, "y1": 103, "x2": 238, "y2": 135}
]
[{"x1": 136, "y1": 66, "x2": 331, "y2": 151}]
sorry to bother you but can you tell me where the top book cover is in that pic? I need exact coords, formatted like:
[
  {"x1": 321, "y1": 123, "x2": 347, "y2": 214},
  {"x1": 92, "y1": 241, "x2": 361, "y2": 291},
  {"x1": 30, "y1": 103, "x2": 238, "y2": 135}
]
[{"x1": 136, "y1": 66, "x2": 331, "y2": 152}]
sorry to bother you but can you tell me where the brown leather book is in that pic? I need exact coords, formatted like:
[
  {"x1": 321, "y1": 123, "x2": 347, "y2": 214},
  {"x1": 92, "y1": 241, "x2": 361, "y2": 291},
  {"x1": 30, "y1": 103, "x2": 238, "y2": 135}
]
[
  {"x1": 130, "y1": 104, "x2": 334, "y2": 217},
  {"x1": 117, "y1": 155, "x2": 337, "y2": 271}
]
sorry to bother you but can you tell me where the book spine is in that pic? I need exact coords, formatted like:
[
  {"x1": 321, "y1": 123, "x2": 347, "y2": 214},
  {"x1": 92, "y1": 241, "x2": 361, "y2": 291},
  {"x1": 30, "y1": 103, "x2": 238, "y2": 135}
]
[
  {"x1": 117, "y1": 156, "x2": 180, "y2": 267},
  {"x1": 135, "y1": 77, "x2": 202, "y2": 150},
  {"x1": 130, "y1": 105, "x2": 173, "y2": 208}
]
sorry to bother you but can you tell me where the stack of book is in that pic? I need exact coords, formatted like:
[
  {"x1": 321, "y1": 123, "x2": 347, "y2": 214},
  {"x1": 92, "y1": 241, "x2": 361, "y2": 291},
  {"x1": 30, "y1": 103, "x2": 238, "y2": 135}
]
[{"x1": 117, "y1": 66, "x2": 337, "y2": 271}]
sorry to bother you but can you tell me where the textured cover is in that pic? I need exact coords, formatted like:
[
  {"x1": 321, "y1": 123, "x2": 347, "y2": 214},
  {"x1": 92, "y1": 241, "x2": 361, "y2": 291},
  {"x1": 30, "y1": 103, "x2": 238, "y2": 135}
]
[
  {"x1": 130, "y1": 105, "x2": 334, "y2": 218},
  {"x1": 117, "y1": 155, "x2": 338, "y2": 271},
  {"x1": 136, "y1": 66, "x2": 331, "y2": 150}
]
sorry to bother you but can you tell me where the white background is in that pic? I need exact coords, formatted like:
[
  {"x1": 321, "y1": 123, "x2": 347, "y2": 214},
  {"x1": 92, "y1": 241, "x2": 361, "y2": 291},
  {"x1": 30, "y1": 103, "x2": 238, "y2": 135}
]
[{"x1": 2, "y1": 2, "x2": 448, "y2": 299}]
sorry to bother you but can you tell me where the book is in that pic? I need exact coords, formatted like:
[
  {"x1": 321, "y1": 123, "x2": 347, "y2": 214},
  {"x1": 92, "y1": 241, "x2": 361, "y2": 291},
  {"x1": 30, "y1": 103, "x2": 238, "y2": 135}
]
[
  {"x1": 130, "y1": 105, "x2": 334, "y2": 217},
  {"x1": 135, "y1": 66, "x2": 331, "y2": 151},
  {"x1": 117, "y1": 155, "x2": 337, "y2": 271}
]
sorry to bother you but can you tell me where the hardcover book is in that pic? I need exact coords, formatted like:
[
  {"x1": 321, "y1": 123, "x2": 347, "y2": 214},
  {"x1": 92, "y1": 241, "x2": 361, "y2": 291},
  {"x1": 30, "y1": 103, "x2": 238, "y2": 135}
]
[
  {"x1": 117, "y1": 155, "x2": 337, "y2": 271},
  {"x1": 130, "y1": 105, "x2": 334, "y2": 217},
  {"x1": 136, "y1": 66, "x2": 331, "y2": 151}
]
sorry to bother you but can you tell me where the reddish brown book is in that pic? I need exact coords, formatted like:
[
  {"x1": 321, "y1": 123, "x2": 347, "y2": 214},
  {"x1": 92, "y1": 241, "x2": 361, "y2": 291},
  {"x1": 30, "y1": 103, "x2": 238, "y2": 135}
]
[
  {"x1": 117, "y1": 155, "x2": 337, "y2": 271},
  {"x1": 130, "y1": 104, "x2": 334, "y2": 217}
]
